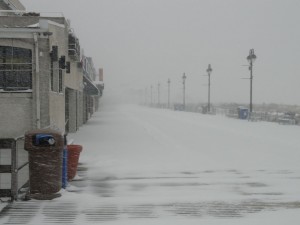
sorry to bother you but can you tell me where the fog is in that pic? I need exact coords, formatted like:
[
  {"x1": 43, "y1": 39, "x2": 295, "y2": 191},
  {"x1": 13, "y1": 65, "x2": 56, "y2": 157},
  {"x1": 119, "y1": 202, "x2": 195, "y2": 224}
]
[{"x1": 21, "y1": 0, "x2": 300, "y2": 105}]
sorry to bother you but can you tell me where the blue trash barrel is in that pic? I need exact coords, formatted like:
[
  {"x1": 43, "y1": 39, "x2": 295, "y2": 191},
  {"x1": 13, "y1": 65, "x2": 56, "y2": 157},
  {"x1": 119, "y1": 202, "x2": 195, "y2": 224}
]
[
  {"x1": 238, "y1": 107, "x2": 249, "y2": 120},
  {"x1": 62, "y1": 135, "x2": 68, "y2": 188}
]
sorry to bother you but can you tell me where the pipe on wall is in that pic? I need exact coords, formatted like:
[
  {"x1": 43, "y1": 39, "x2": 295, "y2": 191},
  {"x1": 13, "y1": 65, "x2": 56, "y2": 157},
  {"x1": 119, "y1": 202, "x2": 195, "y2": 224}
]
[{"x1": 33, "y1": 33, "x2": 40, "y2": 129}]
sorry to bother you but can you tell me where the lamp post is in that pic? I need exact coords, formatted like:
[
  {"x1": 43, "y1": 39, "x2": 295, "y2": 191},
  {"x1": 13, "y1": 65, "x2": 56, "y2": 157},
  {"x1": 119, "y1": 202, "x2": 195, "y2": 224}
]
[
  {"x1": 167, "y1": 78, "x2": 171, "y2": 108},
  {"x1": 182, "y1": 73, "x2": 187, "y2": 110},
  {"x1": 145, "y1": 87, "x2": 148, "y2": 105},
  {"x1": 206, "y1": 64, "x2": 212, "y2": 113},
  {"x1": 157, "y1": 82, "x2": 160, "y2": 106},
  {"x1": 150, "y1": 85, "x2": 153, "y2": 106},
  {"x1": 246, "y1": 49, "x2": 257, "y2": 117}
]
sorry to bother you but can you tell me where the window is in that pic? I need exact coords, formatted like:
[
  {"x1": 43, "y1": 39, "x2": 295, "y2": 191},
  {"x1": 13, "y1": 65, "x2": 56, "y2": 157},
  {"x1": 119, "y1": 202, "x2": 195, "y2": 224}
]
[
  {"x1": 59, "y1": 69, "x2": 63, "y2": 93},
  {"x1": 50, "y1": 59, "x2": 54, "y2": 91},
  {"x1": 0, "y1": 46, "x2": 32, "y2": 91}
]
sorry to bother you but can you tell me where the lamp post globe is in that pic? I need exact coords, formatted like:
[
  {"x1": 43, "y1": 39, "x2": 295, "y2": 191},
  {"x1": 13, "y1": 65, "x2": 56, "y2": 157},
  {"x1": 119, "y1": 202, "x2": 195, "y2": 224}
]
[{"x1": 182, "y1": 73, "x2": 187, "y2": 110}]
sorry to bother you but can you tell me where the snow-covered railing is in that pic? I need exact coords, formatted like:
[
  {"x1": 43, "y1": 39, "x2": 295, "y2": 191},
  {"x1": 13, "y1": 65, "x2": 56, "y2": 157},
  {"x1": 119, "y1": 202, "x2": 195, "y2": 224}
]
[{"x1": 0, "y1": 136, "x2": 29, "y2": 201}]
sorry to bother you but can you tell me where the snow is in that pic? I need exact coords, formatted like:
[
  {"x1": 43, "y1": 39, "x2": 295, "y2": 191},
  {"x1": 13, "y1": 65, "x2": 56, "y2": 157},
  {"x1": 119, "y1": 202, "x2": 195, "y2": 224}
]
[
  {"x1": 27, "y1": 23, "x2": 39, "y2": 28},
  {"x1": 94, "y1": 81, "x2": 104, "y2": 85},
  {"x1": 1, "y1": 95, "x2": 300, "y2": 224}
]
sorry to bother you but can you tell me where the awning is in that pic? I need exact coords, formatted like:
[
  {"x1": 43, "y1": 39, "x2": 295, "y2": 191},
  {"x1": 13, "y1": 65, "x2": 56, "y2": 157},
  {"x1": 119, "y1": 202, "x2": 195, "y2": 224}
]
[{"x1": 83, "y1": 76, "x2": 99, "y2": 96}]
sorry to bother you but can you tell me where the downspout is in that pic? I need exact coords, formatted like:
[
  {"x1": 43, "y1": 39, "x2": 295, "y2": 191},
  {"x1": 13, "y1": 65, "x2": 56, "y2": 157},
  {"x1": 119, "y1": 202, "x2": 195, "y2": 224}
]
[{"x1": 33, "y1": 33, "x2": 41, "y2": 129}]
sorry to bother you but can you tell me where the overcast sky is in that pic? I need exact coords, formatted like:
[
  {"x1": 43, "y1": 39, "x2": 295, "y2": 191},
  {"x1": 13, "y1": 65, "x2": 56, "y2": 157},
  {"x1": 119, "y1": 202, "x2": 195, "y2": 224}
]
[{"x1": 21, "y1": 0, "x2": 300, "y2": 105}]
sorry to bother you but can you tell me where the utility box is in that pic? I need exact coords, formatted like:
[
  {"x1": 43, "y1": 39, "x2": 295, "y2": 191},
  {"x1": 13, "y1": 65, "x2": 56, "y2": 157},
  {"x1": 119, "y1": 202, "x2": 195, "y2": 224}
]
[{"x1": 24, "y1": 129, "x2": 64, "y2": 199}]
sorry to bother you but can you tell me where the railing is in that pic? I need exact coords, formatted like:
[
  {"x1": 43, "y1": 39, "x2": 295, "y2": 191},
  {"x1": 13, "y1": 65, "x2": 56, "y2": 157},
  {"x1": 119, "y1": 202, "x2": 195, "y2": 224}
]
[
  {"x1": 68, "y1": 33, "x2": 80, "y2": 61},
  {"x1": 3, "y1": 0, "x2": 25, "y2": 11},
  {"x1": 0, "y1": 136, "x2": 29, "y2": 201}
]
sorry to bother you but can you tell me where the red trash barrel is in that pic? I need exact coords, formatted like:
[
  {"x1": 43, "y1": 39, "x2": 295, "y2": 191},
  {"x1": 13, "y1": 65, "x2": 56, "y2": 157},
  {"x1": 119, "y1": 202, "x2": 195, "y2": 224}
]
[{"x1": 67, "y1": 144, "x2": 82, "y2": 181}]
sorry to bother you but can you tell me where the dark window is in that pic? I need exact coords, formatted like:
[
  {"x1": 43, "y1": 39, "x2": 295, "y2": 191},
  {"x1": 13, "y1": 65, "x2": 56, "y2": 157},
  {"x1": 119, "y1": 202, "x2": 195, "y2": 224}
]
[
  {"x1": 50, "y1": 59, "x2": 54, "y2": 91},
  {"x1": 0, "y1": 46, "x2": 32, "y2": 91},
  {"x1": 59, "y1": 69, "x2": 63, "y2": 93}
]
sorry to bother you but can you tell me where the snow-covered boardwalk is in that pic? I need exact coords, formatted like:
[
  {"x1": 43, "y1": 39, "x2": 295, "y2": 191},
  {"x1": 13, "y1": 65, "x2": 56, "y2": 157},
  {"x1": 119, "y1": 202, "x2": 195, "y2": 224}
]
[{"x1": 1, "y1": 96, "x2": 300, "y2": 224}]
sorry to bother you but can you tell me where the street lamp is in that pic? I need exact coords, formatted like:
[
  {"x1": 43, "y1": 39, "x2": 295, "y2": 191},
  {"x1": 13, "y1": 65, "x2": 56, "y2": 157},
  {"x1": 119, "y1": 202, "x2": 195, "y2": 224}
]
[
  {"x1": 145, "y1": 87, "x2": 148, "y2": 105},
  {"x1": 157, "y1": 82, "x2": 160, "y2": 106},
  {"x1": 167, "y1": 79, "x2": 171, "y2": 108},
  {"x1": 246, "y1": 49, "x2": 257, "y2": 117},
  {"x1": 150, "y1": 85, "x2": 153, "y2": 106},
  {"x1": 206, "y1": 64, "x2": 212, "y2": 113},
  {"x1": 182, "y1": 73, "x2": 187, "y2": 110}
]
